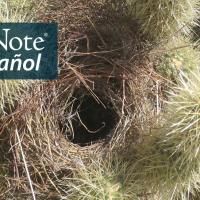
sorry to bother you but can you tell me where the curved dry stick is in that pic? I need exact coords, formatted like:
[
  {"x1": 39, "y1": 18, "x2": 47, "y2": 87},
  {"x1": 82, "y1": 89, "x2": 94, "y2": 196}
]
[{"x1": 76, "y1": 111, "x2": 105, "y2": 134}]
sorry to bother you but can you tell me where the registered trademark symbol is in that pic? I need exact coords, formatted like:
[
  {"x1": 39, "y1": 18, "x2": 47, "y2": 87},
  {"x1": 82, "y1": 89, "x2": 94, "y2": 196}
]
[{"x1": 44, "y1": 33, "x2": 48, "y2": 37}]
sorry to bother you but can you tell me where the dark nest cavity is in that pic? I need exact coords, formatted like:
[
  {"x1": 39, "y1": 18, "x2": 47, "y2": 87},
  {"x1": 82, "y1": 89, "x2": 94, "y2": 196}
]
[{"x1": 58, "y1": 89, "x2": 119, "y2": 146}]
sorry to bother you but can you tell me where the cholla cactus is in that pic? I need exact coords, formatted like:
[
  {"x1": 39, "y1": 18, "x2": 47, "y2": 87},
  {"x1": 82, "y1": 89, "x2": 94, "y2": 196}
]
[
  {"x1": 60, "y1": 153, "x2": 145, "y2": 200},
  {"x1": 165, "y1": 68, "x2": 200, "y2": 164},
  {"x1": 134, "y1": 68, "x2": 200, "y2": 199},
  {"x1": 0, "y1": 1, "x2": 32, "y2": 115},
  {"x1": 153, "y1": 37, "x2": 200, "y2": 80},
  {"x1": 0, "y1": 0, "x2": 27, "y2": 22},
  {"x1": 135, "y1": 132, "x2": 200, "y2": 200},
  {"x1": 129, "y1": 0, "x2": 199, "y2": 39}
]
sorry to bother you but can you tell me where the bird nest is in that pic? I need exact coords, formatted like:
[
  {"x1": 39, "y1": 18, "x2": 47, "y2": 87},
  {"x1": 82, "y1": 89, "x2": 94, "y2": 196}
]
[{"x1": 0, "y1": 0, "x2": 167, "y2": 198}]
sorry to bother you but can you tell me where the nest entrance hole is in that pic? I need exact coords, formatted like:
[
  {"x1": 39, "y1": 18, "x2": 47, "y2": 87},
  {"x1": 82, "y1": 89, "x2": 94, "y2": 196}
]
[{"x1": 60, "y1": 92, "x2": 119, "y2": 146}]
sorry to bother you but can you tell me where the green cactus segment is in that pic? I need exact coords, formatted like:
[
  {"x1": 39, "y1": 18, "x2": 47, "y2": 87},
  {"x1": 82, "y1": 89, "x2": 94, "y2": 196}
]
[
  {"x1": 131, "y1": 0, "x2": 199, "y2": 39},
  {"x1": 134, "y1": 68, "x2": 200, "y2": 199},
  {"x1": 61, "y1": 154, "x2": 145, "y2": 200}
]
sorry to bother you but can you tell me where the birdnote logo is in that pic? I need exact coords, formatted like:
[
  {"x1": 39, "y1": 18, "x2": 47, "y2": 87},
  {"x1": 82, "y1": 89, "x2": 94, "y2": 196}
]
[{"x1": 0, "y1": 23, "x2": 58, "y2": 79}]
